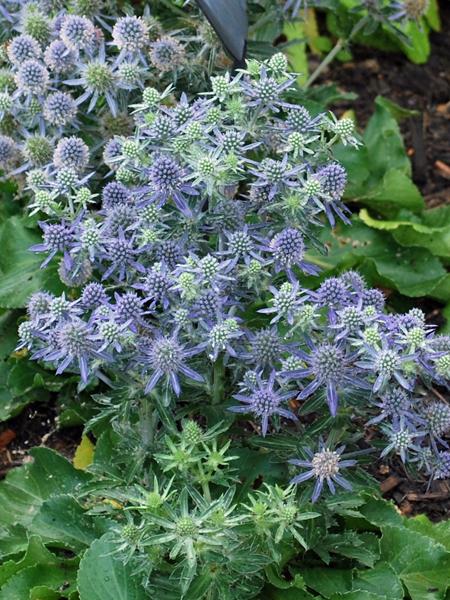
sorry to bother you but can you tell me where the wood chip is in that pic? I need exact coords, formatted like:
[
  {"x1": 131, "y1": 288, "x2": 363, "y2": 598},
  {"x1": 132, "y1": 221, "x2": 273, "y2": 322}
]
[
  {"x1": 399, "y1": 499, "x2": 413, "y2": 515},
  {"x1": 406, "y1": 491, "x2": 450, "y2": 501},
  {"x1": 380, "y1": 475, "x2": 401, "y2": 493},
  {"x1": 435, "y1": 160, "x2": 450, "y2": 179},
  {"x1": 0, "y1": 429, "x2": 16, "y2": 451},
  {"x1": 436, "y1": 102, "x2": 450, "y2": 116}
]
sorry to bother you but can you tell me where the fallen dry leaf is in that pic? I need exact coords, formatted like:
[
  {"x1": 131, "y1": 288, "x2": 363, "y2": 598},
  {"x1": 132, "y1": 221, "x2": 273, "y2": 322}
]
[{"x1": 0, "y1": 429, "x2": 16, "y2": 450}]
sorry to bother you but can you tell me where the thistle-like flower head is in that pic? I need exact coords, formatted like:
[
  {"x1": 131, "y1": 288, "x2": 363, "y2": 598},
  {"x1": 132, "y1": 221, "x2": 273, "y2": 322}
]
[
  {"x1": 15, "y1": 59, "x2": 49, "y2": 95},
  {"x1": 53, "y1": 136, "x2": 89, "y2": 171},
  {"x1": 289, "y1": 442, "x2": 356, "y2": 502},
  {"x1": 112, "y1": 16, "x2": 149, "y2": 53},
  {"x1": 43, "y1": 92, "x2": 77, "y2": 127},
  {"x1": 149, "y1": 36, "x2": 185, "y2": 73}
]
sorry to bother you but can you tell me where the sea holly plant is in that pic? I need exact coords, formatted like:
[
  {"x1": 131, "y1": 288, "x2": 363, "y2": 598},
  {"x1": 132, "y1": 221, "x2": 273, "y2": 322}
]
[
  {"x1": 0, "y1": 17, "x2": 447, "y2": 599},
  {"x1": 14, "y1": 55, "x2": 449, "y2": 487}
]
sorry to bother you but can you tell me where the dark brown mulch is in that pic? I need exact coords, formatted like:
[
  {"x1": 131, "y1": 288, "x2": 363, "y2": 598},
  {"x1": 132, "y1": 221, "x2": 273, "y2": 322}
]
[
  {"x1": 0, "y1": 401, "x2": 82, "y2": 477},
  {"x1": 372, "y1": 459, "x2": 450, "y2": 522},
  {"x1": 313, "y1": 1, "x2": 450, "y2": 207}
]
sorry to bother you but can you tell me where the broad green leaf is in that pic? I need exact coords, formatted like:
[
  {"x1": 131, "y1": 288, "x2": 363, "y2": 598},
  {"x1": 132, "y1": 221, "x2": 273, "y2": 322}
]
[
  {"x1": 405, "y1": 516, "x2": 450, "y2": 553},
  {"x1": 0, "y1": 216, "x2": 63, "y2": 309},
  {"x1": 360, "y1": 206, "x2": 450, "y2": 258},
  {"x1": 30, "y1": 587, "x2": 62, "y2": 599},
  {"x1": 0, "y1": 448, "x2": 90, "y2": 528},
  {"x1": 0, "y1": 536, "x2": 55, "y2": 587},
  {"x1": 0, "y1": 356, "x2": 66, "y2": 423},
  {"x1": 425, "y1": 0, "x2": 441, "y2": 30},
  {"x1": 371, "y1": 245, "x2": 446, "y2": 297},
  {"x1": 361, "y1": 169, "x2": 424, "y2": 214},
  {"x1": 91, "y1": 429, "x2": 124, "y2": 479},
  {"x1": 331, "y1": 592, "x2": 389, "y2": 600},
  {"x1": 0, "y1": 310, "x2": 19, "y2": 360},
  {"x1": 265, "y1": 586, "x2": 316, "y2": 600},
  {"x1": 309, "y1": 219, "x2": 447, "y2": 299},
  {"x1": 30, "y1": 495, "x2": 107, "y2": 551},
  {"x1": 0, "y1": 180, "x2": 19, "y2": 221},
  {"x1": 77, "y1": 533, "x2": 146, "y2": 600},
  {"x1": 265, "y1": 565, "x2": 306, "y2": 590},
  {"x1": 372, "y1": 97, "x2": 420, "y2": 121},
  {"x1": 335, "y1": 143, "x2": 371, "y2": 200},
  {"x1": 393, "y1": 223, "x2": 450, "y2": 259},
  {"x1": 0, "y1": 536, "x2": 78, "y2": 600},
  {"x1": 0, "y1": 363, "x2": 26, "y2": 423},
  {"x1": 399, "y1": 21, "x2": 431, "y2": 64},
  {"x1": 430, "y1": 275, "x2": 450, "y2": 303},
  {"x1": 303, "y1": 8, "x2": 323, "y2": 54},
  {"x1": 442, "y1": 303, "x2": 450, "y2": 334},
  {"x1": 358, "y1": 495, "x2": 403, "y2": 528},
  {"x1": 323, "y1": 532, "x2": 380, "y2": 567},
  {"x1": 352, "y1": 562, "x2": 404, "y2": 599},
  {"x1": 0, "y1": 525, "x2": 29, "y2": 559},
  {"x1": 380, "y1": 525, "x2": 450, "y2": 600},
  {"x1": 363, "y1": 97, "x2": 411, "y2": 179},
  {"x1": 359, "y1": 208, "x2": 441, "y2": 234},
  {"x1": 0, "y1": 563, "x2": 77, "y2": 600},
  {"x1": 302, "y1": 568, "x2": 353, "y2": 598}
]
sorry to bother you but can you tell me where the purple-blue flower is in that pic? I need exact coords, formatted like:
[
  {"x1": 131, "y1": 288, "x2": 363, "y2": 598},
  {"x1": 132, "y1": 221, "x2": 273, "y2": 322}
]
[
  {"x1": 229, "y1": 371, "x2": 297, "y2": 436},
  {"x1": 285, "y1": 340, "x2": 368, "y2": 416},
  {"x1": 140, "y1": 332, "x2": 204, "y2": 397},
  {"x1": 289, "y1": 443, "x2": 357, "y2": 502}
]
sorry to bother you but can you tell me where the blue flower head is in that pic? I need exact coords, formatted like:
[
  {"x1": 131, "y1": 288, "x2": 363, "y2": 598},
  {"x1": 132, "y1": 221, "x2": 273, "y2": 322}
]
[
  {"x1": 15, "y1": 59, "x2": 49, "y2": 95},
  {"x1": 149, "y1": 36, "x2": 185, "y2": 73},
  {"x1": 101, "y1": 181, "x2": 131, "y2": 209},
  {"x1": 44, "y1": 39, "x2": 78, "y2": 73},
  {"x1": 229, "y1": 371, "x2": 297, "y2": 436},
  {"x1": 112, "y1": 16, "x2": 149, "y2": 54},
  {"x1": 290, "y1": 442, "x2": 356, "y2": 502},
  {"x1": 43, "y1": 92, "x2": 77, "y2": 127},
  {"x1": 141, "y1": 332, "x2": 203, "y2": 397},
  {"x1": 81, "y1": 282, "x2": 108, "y2": 308},
  {"x1": 60, "y1": 15, "x2": 95, "y2": 51},
  {"x1": 0, "y1": 135, "x2": 17, "y2": 169},
  {"x1": 7, "y1": 34, "x2": 41, "y2": 64},
  {"x1": 53, "y1": 137, "x2": 89, "y2": 171}
]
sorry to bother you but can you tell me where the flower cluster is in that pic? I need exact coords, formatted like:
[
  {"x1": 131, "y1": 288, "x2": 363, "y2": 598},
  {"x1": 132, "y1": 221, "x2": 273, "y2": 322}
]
[
  {"x1": 17, "y1": 58, "x2": 449, "y2": 496},
  {"x1": 0, "y1": 1, "x2": 228, "y2": 176}
]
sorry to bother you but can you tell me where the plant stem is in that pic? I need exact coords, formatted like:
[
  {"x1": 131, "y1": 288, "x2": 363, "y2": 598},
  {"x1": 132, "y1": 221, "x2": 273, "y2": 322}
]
[
  {"x1": 305, "y1": 16, "x2": 369, "y2": 89},
  {"x1": 140, "y1": 395, "x2": 155, "y2": 448},
  {"x1": 212, "y1": 358, "x2": 225, "y2": 405},
  {"x1": 197, "y1": 464, "x2": 212, "y2": 502}
]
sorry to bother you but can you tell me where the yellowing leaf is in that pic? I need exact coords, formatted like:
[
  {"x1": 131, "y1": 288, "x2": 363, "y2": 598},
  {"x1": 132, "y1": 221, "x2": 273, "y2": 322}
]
[
  {"x1": 303, "y1": 9, "x2": 322, "y2": 54},
  {"x1": 342, "y1": 109, "x2": 356, "y2": 123},
  {"x1": 283, "y1": 21, "x2": 308, "y2": 85},
  {"x1": 73, "y1": 435, "x2": 95, "y2": 470}
]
